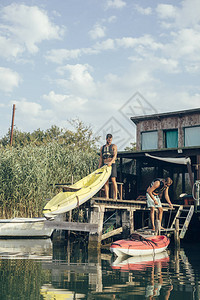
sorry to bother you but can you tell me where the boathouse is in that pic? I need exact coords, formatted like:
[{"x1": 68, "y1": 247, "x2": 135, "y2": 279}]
[
  {"x1": 118, "y1": 108, "x2": 200, "y2": 203},
  {"x1": 47, "y1": 108, "x2": 200, "y2": 246}
]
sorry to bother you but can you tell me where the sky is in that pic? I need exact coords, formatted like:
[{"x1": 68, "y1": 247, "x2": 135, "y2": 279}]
[{"x1": 0, "y1": 0, "x2": 200, "y2": 149}]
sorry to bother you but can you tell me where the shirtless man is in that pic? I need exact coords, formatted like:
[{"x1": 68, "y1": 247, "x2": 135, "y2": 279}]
[
  {"x1": 99, "y1": 134, "x2": 118, "y2": 199},
  {"x1": 146, "y1": 177, "x2": 173, "y2": 231}
]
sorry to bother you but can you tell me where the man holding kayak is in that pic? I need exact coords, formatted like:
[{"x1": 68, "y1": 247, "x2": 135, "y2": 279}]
[
  {"x1": 99, "y1": 133, "x2": 118, "y2": 199},
  {"x1": 146, "y1": 177, "x2": 173, "y2": 231}
]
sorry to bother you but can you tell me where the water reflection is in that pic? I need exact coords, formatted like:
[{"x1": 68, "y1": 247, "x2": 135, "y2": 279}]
[
  {"x1": 0, "y1": 238, "x2": 200, "y2": 299},
  {"x1": 0, "y1": 238, "x2": 52, "y2": 259}
]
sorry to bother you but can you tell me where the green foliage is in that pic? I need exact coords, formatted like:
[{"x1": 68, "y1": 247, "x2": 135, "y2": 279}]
[
  {"x1": 1, "y1": 119, "x2": 99, "y2": 149},
  {"x1": 0, "y1": 119, "x2": 100, "y2": 218},
  {"x1": 0, "y1": 259, "x2": 51, "y2": 299},
  {"x1": 0, "y1": 143, "x2": 99, "y2": 218},
  {"x1": 124, "y1": 142, "x2": 137, "y2": 151}
]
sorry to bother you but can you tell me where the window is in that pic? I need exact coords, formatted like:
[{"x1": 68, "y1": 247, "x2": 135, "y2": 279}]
[
  {"x1": 185, "y1": 126, "x2": 200, "y2": 146},
  {"x1": 165, "y1": 129, "x2": 178, "y2": 148},
  {"x1": 141, "y1": 131, "x2": 158, "y2": 150}
]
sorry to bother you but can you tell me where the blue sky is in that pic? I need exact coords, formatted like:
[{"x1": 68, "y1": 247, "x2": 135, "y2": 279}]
[{"x1": 0, "y1": 0, "x2": 200, "y2": 149}]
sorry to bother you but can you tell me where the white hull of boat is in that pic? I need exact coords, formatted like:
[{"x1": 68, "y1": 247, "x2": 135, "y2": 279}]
[
  {"x1": 0, "y1": 218, "x2": 54, "y2": 238},
  {"x1": 112, "y1": 251, "x2": 169, "y2": 268},
  {"x1": 110, "y1": 245, "x2": 168, "y2": 257}
]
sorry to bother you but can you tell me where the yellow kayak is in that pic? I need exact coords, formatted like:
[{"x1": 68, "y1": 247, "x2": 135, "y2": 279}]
[{"x1": 43, "y1": 165, "x2": 111, "y2": 218}]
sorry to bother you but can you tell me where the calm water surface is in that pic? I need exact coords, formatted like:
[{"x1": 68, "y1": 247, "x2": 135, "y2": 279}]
[{"x1": 0, "y1": 237, "x2": 200, "y2": 299}]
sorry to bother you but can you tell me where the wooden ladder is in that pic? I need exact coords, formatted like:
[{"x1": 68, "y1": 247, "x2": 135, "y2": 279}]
[{"x1": 170, "y1": 205, "x2": 194, "y2": 239}]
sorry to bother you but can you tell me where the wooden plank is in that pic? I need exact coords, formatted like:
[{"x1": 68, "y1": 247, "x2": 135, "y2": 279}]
[
  {"x1": 44, "y1": 220, "x2": 98, "y2": 233},
  {"x1": 91, "y1": 197, "x2": 181, "y2": 207},
  {"x1": 101, "y1": 227, "x2": 123, "y2": 240}
]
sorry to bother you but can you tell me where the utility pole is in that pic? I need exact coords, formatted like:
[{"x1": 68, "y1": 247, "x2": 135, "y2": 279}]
[{"x1": 10, "y1": 104, "x2": 16, "y2": 146}]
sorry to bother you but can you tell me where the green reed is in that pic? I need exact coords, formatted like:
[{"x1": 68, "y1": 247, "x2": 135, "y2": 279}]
[
  {"x1": 0, "y1": 259, "x2": 51, "y2": 299},
  {"x1": 0, "y1": 143, "x2": 99, "y2": 218}
]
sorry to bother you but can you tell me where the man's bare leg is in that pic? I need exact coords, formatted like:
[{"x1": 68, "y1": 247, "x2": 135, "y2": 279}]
[
  {"x1": 150, "y1": 207, "x2": 155, "y2": 230},
  {"x1": 111, "y1": 177, "x2": 118, "y2": 199},
  {"x1": 158, "y1": 207, "x2": 164, "y2": 228}
]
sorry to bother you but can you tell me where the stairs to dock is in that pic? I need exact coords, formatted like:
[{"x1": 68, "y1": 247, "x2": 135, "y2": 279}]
[{"x1": 170, "y1": 205, "x2": 194, "y2": 239}]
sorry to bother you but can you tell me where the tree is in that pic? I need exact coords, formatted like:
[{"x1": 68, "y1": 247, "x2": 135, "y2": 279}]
[{"x1": 0, "y1": 119, "x2": 99, "y2": 150}]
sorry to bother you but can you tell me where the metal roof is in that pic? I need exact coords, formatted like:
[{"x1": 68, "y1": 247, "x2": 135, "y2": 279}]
[{"x1": 131, "y1": 107, "x2": 200, "y2": 124}]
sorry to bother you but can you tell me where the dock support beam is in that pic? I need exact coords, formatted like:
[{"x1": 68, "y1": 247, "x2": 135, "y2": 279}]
[
  {"x1": 174, "y1": 219, "x2": 180, "y2": 248},
  {"x1": 88, "y1": 206, "x2": 105, "y2": 249},
  {"x1": 129, "y1": 209, "x2": 134, "y2": 234}
]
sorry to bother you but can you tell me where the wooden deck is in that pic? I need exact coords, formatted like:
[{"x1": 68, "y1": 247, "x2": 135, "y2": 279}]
[{"x1": 44, "y1": 197, "x2": 192, "y2": 248}]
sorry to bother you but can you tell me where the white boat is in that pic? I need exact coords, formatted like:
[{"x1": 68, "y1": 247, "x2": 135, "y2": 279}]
[
  {"x1": 0, "y1": 217, "x2": 54, "y2": 238},
  {"x1": 0, "y1": 238, "x2": 52, "y2": 259}
]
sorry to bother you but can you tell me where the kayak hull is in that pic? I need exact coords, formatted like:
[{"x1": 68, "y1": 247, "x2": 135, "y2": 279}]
[
  {"x1": 110, "y1": 235, "x2": 170, "y2": 257},
  {"x1": 43, "y1": 165, "x2": 111, "y2": 218}
]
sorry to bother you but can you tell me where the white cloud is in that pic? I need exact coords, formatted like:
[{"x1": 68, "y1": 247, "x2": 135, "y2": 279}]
[
  {"x1": 43, "y1": 91, "x2": 88, "y2": 110},
  {"x1": 164, "y1": 28, "x2": 200, "y2": 62},
  {"x1": 56, "y1": 64, "x2": 96, "y2": 96},
  {"x1": 134, "y1": 4, "x2": 152, "y2": 15},
  {"x1": 46, "y1": 35, "x2": 164, "y2": 65},
  {"x1": 115, "y1": 35, "x2": 163, "y2": 51},
  {"x1": 89, "y1": 23, "x2": 106, "y2": 39},
  {"x1": 156, "y1": 4, "x2": 177, "y2": 19},
  {"x1": 45, "y1": 48, "x2": 98, "y2": 64},
  {"x1": 107, "y1": 16, "x2": 117, "y2": 23},
  {"x1": 0, "y1": 36, "x2": 24, "y2": 58},
  {"x1": 14, "y1": 99, "x2": 43, "y2": 116},
  {"x1": 94, "y1": 38, "x2": 115, "y2": 50},
  {"x1": 45, "y1": 49, "x2": 82, "y2": 64},
  {"x1": 157, "y1": 0, "x2": 200, "y2": 28},
  {"x1": 0, "y1": 3, "x2": 64, "y2": 57},
  {"x1": 0, "y1": 67, "x2": 21, "y2": 92},
  {"x1": 106, "y1": 0, "x2": 126, "y2": 9}
]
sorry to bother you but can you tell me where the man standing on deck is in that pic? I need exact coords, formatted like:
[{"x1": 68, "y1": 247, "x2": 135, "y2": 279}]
[
  {"x1": 99, "y1": 133, "x2": 118, "y2": 199},
  {"x1": 146, "y1": 177, "x2": 173, "y2": 231}
]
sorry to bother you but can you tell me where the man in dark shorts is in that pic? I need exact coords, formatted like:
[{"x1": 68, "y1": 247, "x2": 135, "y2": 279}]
[
  {"x1": 146, "y1": 177, "x2": 173, "y2": 231},
  {"x1": 99, "y1": 133, "x2": 118, "y2": 199}
]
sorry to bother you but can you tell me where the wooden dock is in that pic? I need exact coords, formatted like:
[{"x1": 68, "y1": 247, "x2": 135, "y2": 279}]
[{"x1": 44, "y1": 197, "x2": 193, "y2": 249}]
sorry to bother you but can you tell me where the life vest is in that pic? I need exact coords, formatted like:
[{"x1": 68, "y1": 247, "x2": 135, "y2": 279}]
[
  {"x1": 102, "y1": 144, "x2": 114, "y2": 160},
  {"x1": 150, "y1": 178, "x2": 166, "y2": 195}
]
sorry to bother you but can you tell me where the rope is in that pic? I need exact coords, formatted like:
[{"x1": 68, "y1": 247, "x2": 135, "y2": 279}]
[{"x1": 129, "y1": 233, "x2": 158, "y2": 247}]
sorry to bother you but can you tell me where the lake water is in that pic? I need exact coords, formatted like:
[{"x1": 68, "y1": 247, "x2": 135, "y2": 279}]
[{"x1": 0, "y1": 236, "x2": 200, "y2": 300}]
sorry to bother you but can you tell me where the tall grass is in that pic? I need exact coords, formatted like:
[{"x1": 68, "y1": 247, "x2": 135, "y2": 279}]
[{"x1": 0, "y1": 143, "x2": 99, "y2": 218}]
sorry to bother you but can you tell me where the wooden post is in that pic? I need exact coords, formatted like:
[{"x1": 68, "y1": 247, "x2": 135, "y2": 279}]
[
  {"x1": 88, "y1": 249, "x2": 102, "y2": 292},
  {"x1": 10, "y1": 104, "x2": 16, "y2": 146},
  {"x1": 52, "y1": 213, "x2": 67, "y2": 242},
  {"x1": 122, "y1": 210, "x2": 130, "y2": 237},
  {"x1": 155, "y1": 219, "x2": 160, "y2": 236},
  {"x1": 88, "y1": 206, "x2": 105, "y2": 249},
  {"x1": 116, "y1": 210, "x2": 121, "y2": 227},
  {"x1": 129, "y1": 209, "x2": 134, "y2": 234},
  {"x1": 187, "y1": 162, "x2": 194, "y2": 187},
  {"x1": 197, "y1": 155, "x2": 200, "y2": 181},
  {"x1": 174, "y1": 218, "x2": 180, "y2": 248}
]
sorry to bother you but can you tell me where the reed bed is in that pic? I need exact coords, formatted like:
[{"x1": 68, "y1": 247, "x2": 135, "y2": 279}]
[
  {"x1": 0, "y1": 259, "x2": 51, "y2": 299},
  {"x1": 0, "y1": 143, "x2": 98, "y2": 218}
]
